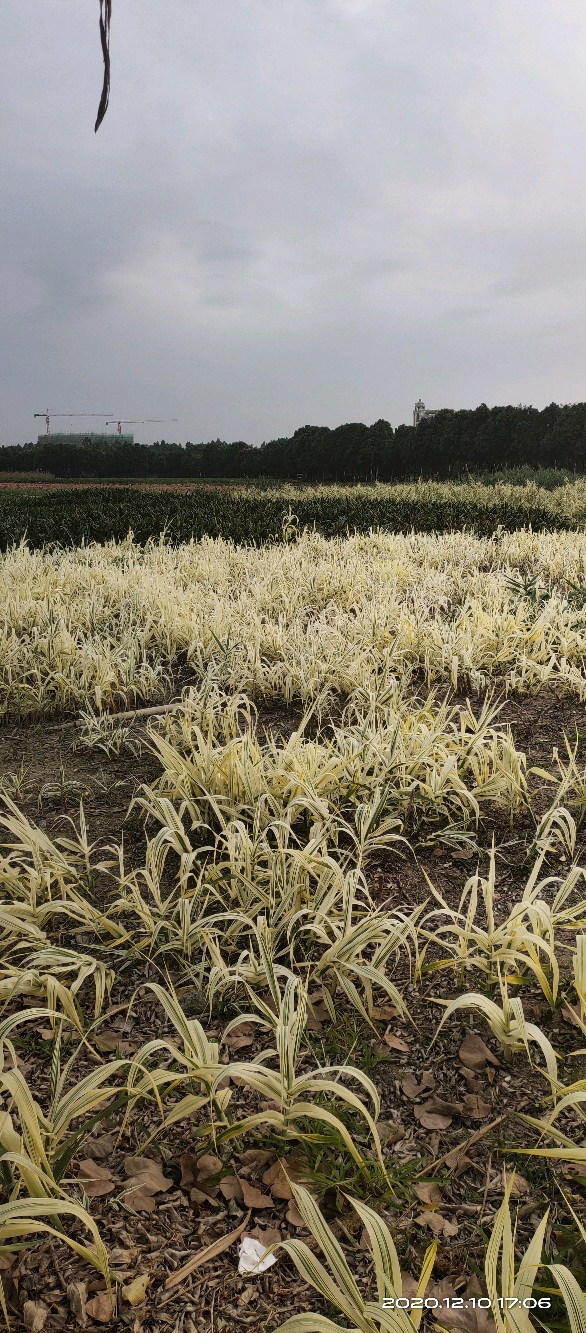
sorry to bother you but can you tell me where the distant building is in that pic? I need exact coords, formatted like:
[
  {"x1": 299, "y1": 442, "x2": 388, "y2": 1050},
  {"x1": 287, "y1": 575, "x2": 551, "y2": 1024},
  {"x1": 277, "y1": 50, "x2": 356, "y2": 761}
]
[
  {"x1": 413, "y1": 400, "x2": 450, "y2": 427},
  {"x1": 36, "y1": 432, "x2": 134, "y2": 448}
]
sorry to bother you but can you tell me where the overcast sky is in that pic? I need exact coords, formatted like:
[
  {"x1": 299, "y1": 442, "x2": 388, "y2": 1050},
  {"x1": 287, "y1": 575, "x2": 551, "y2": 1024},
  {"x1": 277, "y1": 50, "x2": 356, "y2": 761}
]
[{"x1": 2, "y1": 1, "x2": 586, "y2": 446}]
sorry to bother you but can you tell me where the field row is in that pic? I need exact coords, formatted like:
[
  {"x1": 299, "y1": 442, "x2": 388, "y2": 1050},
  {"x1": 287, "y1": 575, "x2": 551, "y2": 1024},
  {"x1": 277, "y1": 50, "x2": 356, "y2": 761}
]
[
  {"x1": 2, "y1": 527, "x2": 586, "y2": 718},
  {"x1": 2, "y1": 477, "x2": 586, "y2": 548}
]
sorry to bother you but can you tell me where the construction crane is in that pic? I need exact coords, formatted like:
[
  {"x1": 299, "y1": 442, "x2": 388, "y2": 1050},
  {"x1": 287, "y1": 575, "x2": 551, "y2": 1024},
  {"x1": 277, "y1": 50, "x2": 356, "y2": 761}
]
[
  {"x1": 33, "y1": 411, "x2": 113, "y2": 436},
  {"x1": 106, "y1": 419, "x2": 179, "y2": 436}
]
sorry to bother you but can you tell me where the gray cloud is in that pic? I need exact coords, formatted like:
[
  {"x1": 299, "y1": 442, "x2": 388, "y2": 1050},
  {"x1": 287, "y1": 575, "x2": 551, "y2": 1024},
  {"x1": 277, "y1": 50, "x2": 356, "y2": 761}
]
[{"x1": 2, "y1": 0, "x2": 586, "y2": 445}]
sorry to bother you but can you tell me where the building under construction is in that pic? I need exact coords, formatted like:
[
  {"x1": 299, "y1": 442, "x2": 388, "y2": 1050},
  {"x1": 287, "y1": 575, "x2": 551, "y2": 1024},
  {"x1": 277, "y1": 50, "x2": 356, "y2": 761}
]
[{"x1": 36, "y1": 432, "x2": 134, "y2": 448}]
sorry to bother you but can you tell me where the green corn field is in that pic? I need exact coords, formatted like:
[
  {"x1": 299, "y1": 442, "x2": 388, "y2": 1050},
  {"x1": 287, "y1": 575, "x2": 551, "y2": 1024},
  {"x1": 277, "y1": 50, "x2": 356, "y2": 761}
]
[{"x1": 2, "y1": 475, "x2": 586, "y2": 549}]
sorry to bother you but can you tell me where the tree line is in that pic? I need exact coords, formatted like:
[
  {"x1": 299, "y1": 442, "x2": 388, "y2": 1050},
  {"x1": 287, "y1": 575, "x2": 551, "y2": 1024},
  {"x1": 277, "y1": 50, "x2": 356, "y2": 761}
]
[{"x1": 5, "y1": 402, "x2": 586, "y2": 480}]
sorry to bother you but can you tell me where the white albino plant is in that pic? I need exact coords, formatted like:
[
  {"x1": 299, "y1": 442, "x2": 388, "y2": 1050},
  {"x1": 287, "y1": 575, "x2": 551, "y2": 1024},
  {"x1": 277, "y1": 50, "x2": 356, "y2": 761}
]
[
  {"x1": 222, "y1": 963, "x2": 384, "y2": 1166},
  {"x1": 274, "y1": 1179, "x2": 586, "y2": 1333},
  {"x1": 433, "y1": 971, "x2": 559, "y2": 1090},
  {"x1": 422, "y1": 800, "x2": 586, "y2": 1007},
  {"x1": 275, "y1": 1180, "x2": 437, "y2": 1333},
  {"x1": 6, "y1": 527, "x2": 586, "y2": 713},
  {"x1": 130, "y1": 969, "x2": 384, "y2": 1166}
]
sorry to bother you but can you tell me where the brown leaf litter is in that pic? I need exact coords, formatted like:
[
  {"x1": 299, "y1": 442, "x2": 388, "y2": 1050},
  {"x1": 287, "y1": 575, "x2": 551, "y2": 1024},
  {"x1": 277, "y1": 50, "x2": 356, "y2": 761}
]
[
  {"x1": 123, "y1": 1155, "x2": 174, "y2": 1211},
  {"x1": 459, "y1": 1033, "x2": 500, "y2": 1071}
]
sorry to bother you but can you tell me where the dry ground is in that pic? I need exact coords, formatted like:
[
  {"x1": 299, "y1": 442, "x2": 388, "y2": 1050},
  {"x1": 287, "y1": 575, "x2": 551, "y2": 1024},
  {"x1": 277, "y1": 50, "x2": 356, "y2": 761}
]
[{"x1": 1, "y1": 687, "x2": 585, "y2": 1333}]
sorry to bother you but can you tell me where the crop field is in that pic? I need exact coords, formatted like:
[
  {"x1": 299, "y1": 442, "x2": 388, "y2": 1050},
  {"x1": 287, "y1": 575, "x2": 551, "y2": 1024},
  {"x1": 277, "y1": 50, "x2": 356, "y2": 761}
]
[
  {"x1": 3, "y1": 476, "x2": 586, "y2": 548},
  {"x1": 0, "y1": 484, "x2": 238, "y2": 493},
  {"x1": 0, "y1": 474, "x2": 56, "y2": 486},
  {"x1": 4, "y1": 525, "x2": 586, "y2": 1332}
]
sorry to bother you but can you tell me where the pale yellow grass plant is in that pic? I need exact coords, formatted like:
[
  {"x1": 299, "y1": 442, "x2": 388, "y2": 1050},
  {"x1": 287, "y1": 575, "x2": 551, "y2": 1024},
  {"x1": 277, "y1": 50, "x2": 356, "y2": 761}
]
[
  {"x1": 4, "y1": 527, "x2": 586, "y2": 717},
  {"x1": 274, "y1": 1178, "x2": 580, "y2": 1333}
]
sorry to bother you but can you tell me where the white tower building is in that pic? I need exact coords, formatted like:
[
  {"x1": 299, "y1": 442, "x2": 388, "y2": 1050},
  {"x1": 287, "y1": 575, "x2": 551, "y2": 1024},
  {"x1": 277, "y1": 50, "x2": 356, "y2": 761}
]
[{"x1": 413, "y1": 400, "x2": 449, "y2": 426}]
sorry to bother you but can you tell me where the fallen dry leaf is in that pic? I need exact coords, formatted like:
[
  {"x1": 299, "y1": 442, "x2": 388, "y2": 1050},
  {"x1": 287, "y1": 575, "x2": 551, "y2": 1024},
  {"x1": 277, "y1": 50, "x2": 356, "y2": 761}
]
[
  {"x1": 4, "y1": 1053, "x2": 30, "y2": 1073},
  {"x1": 84, "y1": 1133, "x2": 117, "y2": 1161},
  {"x1": 461, "y1": 1071, "x2": 483, "y2": 1092},
  {"x1": 124, "y1": 1155, "x2": 173, "y2": 1210},
  {"x1": 94, "y1": 1029, "x2": 134, "y2": 1055},
  {"x1": 223, "y1": 1022, "x2": 255, "y2": 1050},
  {"x1": 67, "y1": 1280, "x2": 88, "y2": 1327},
  {"x1": 378, "y1": 1122, "x2": 405, "y2": 1146},
  {"x1": 77, "y1": 1159, "x2": 117, "y2": 1198},
  {"x1": 306, "y1": 999, "x2": 330, "y2": 1031},
  {"x1": 121, "y1": 1274, "x2": 149, "y2": 1306},
  {"x1": 562, "y1": 1003, "x2": 583, "y2": 1029},
  {"x1": 125, "y1": 1156, "x2": 173, "y2": 1188},
  {"x1": 358, "y1": 1226, "x2": 371, "y2": 1251},
  {"x1": 190, "y1": 1187, "x2": 223, "y2": 1207},
  {"x1": 286, "y1": 1201, "x2": 306, "y2": 1228},
  {"x1": 444, "y1": 1147, "x2": 475, "y2": 1175},
  {"x1": 179, "y1": 1152, "x2": 197, "y2": 1188},
  {"x1": 84, "y1": 1292, "x2": 115, "y2": 1323},
  {"x1": 194, "y1": 1179, "x2": 221, "y2": 1200},
  {"x1": 503, "y1": 1168, "x2": 530, "y2": 1196},
  {"x1": 383, "y1": 1028, "x2": 410, "y2": 1052},
  {"x1": 463, "y1": 1093, "x2": 492, "y2": 1119},
  {"x1": 219, "y1": 1175, "x2": 244, "y2": 1202},
  {"x1": 454, "y1": 1157, "x2": 475, "y2": 1177},
  {"x1": 401, "y1": 1071, "x2": 435, "y2": 1099},
  {"x1": 262, "y1": 1160, "x2": 293, "y2": 1200},
  {"x1": 429, "y1": 1280, "x2": 469, "y2": 1309},
  {"x1": 459, "y1": 1033, "x2": 500, "y2": 1071},
  {"x1": 108, "y1": 1247, "x2": 138, "y2": 1268},
  {"x1": 285, "y1": 1154, "x2": 314, "y2": 1183},
  {"x1": 182, "y1": 1152, "x2": 222, "y2": 1199},
  {"x1": 413, "y1": 1181, "x2": 442, "y2": 1209},
  {"x1": 415, "y1": 1211, "x2": 459, "y2": 1238},
  {"x1": 372, "y1": 1004, "x2": 400, "y2": 1021},
  {"x1": 125, "y1": 1188, "x2": 156, "y2": 1212},
  {"x1": 432, "y1": 1096, "x2": 464, "y2": 1116},
  {"x1": 415, "y1": 1210, "x2": 444, "y2": 1235},
  {"x1": 196, "y1": 1153, "x2": 223, "y2": 1181},
  {"x1": 23, "y1": 1302, "x2": 49, "y2": 1333},
  {"x1": 248, "y1": 1224, "x2": 281, "y2": 1247},
  {"x1": 400, "y1": 1273, "x2": 418, "y2": 1300},
  {"x1": 238, "y1": 1149, "x2": 275, "y2": 1171},
  {"x1": 240, "y1": 1178, "x2": 273, "y2": 1208},
  {"x1": 432, "y1": 1290, "x2": 496, "y2": 1333},
  {"x1": 426, "y1": 1116, "x2": 505, "y2": 1177},
  {"x1": 414, "y1": 1095, "x2": 463, "y2": 1131},
  {"x1": 417, "y1": 1109, "x2": 452, "y2": 1130}
]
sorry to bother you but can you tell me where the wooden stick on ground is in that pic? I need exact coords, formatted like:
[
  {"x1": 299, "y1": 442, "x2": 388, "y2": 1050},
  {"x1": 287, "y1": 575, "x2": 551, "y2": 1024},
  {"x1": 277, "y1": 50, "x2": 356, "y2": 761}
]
[
  {"x1": 74, "y1": 700, "x2": 182, "y2": 728},
  {"x1": 414, "y1": 1115, "x2": 505, "y2": 1179},
  {"x1": 163, "y1": 1211, "x2": 251, "y2": 1290}
]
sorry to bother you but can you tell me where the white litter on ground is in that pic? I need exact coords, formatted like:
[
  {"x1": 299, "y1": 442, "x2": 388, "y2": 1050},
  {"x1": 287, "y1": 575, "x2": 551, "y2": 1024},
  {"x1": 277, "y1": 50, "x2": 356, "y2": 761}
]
[{"x1": 238, "y1": 1236, "x2": 278, "y2": 1275}]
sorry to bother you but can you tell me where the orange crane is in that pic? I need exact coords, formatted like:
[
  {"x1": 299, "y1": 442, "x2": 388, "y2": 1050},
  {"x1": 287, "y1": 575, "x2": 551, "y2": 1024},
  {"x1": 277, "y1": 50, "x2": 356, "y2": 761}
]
[
  {"x1": 106, "y1": 419, "x2": 179, "y2": 435},
  {"x1": 34, "y1": 411, "x2": 113, "y2": 436}
]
